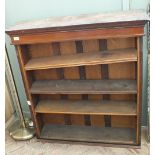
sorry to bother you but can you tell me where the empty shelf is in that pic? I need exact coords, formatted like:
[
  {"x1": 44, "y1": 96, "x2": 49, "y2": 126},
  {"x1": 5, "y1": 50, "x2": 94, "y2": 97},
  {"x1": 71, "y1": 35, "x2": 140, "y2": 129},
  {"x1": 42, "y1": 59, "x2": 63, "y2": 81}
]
[
  {"x1": 30, "y1": 80, "x2": 137, "y2": 94},
  {"x1": 35, "y1": 100, "x2": 137, "y2": 115},
  {"x1": 25, "y1": 48, "x2": 137, "y2": 70},
  {"x1": 40, "y1": 124, "x2": 136, "y2": 144}
]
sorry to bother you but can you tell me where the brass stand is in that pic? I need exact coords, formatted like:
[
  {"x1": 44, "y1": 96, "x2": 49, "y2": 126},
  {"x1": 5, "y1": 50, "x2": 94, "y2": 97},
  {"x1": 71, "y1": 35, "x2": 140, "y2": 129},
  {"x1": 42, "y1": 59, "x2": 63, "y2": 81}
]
[{"x1": 9, "y1": 120, "x2": 35, "y2": 140}]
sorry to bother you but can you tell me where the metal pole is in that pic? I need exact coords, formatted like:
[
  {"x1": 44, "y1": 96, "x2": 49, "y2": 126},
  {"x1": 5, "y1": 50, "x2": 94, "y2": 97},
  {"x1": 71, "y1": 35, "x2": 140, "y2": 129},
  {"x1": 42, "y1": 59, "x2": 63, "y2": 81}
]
[{"x1": 5, "y1": 47, "x2": 35, "y2": 140}]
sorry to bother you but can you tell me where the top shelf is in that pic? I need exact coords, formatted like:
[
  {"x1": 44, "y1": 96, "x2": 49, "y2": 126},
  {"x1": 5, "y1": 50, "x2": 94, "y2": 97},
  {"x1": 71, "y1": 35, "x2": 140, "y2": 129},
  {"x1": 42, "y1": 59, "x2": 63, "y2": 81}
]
[{"x1": 25, "y1": 48, "x2": 137, "y2": 70}]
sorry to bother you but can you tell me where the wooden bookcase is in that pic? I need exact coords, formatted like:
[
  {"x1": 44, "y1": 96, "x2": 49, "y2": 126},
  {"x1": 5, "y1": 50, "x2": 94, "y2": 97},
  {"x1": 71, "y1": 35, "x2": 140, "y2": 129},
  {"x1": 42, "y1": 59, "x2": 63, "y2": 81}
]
[{"x1": 6, "y1": 10, "x2": 148, "y2": 147}]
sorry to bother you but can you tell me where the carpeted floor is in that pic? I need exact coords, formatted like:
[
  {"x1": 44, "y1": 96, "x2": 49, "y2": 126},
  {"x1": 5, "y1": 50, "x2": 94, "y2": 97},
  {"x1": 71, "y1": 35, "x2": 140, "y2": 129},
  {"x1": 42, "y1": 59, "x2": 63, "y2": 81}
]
[{"x1": 5, "y1": 128, "x2": 149, "y2": 155}]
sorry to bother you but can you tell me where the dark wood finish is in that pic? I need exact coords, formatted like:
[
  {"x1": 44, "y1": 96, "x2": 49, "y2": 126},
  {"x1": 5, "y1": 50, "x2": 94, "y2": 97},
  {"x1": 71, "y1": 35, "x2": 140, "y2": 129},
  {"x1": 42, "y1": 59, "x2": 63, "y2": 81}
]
[
  {"x1": 104, "y1": 115, "x2": 111, "y2": 127},
  {"x1": 15, "y1": 46, "x2": 40, "y2": 135},
  {"x1": 111, "y1": 116, "x2": 137, "y2": 128},
  {"x1": 107, "y1": 37, "x2": 137, "y2": 130},
  {"x1": 75, "y1": 40, "x2": 90, "y2": 126},
  {"x1": 136, "y1": 37, "x2": 143, "y2": 145},
  {"x1": 40, "y1": 124, "x2": 136, "y2": 144},
  {"x1": 83, "y1": 40, "x2": 103, "y2": 127},
  {"x1": 25, "y1": 48, "x2": 137, "y2": 70},
  {"x1": 35, "y1": 100, "x2": 137, "y2": 115},
  {"x1": 10, "y1": 27, "x2": 144, "y2": 45},
  {"x1": 42, "y1": 114, "x2": 65, "y2": 125},
  {"x1": 30, "y1": 80, "x2": 137, "y2": 94},
  {"x1": 6, "y1": 21, "x2": 146, "y2": 36},
  {"x1": 60, "y1": 41, "x2": 82, "y2": 125},
  {"x1": 37, "y1": 138, "x2": 140, "y2": 148},
  {"x1": 6, "y1": 10, "x2": 148, "y2": 36},
  {"x1": 6, "y1": 11, "x2": 147, "y2": 146}
]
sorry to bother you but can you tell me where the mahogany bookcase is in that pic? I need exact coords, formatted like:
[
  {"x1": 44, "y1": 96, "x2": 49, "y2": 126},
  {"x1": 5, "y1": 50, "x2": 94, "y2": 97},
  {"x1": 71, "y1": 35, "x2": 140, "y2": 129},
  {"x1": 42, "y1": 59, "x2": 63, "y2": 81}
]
[{"x1": 6, "y1": 10, "x2": 148, "y2": 147}]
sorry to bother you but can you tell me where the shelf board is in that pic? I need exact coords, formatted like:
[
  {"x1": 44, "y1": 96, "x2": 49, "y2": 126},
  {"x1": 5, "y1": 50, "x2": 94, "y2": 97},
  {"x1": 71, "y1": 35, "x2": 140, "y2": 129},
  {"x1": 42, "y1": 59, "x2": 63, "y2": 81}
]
[
  {"x1": 30, "y1": 80, "x2": 137, "y2": 94},
  {"x1": 35, "y1": 100, "x2": 137, "y2": 115},
  {"x1": 25, "y1": 48, "x2": 137, "y2": 70},
  {"x1": 40, "y1": 124, "x2": 136, "y2": 144}
]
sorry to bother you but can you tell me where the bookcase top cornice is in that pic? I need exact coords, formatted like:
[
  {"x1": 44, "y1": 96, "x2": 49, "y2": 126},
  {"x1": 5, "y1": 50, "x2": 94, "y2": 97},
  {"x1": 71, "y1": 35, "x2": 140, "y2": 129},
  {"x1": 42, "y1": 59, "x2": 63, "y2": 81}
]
[{"x1": 6, "y1": 10, "x2": 149, "y2": 35}]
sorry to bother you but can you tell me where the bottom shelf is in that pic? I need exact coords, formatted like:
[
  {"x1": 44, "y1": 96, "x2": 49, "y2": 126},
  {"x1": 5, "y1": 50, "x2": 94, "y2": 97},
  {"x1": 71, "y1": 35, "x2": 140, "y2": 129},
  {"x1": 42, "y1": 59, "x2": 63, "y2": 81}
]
[{"x1": 40, "y1": 124, "x2": 136, "y2": 144}]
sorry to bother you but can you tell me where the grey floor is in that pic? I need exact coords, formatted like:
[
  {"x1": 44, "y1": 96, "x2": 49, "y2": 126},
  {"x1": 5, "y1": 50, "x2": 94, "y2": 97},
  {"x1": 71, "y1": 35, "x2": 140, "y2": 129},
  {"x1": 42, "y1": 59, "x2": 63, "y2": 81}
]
[{"x1": 5, "y1": 128, "x2": 149, "y2": 155}]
